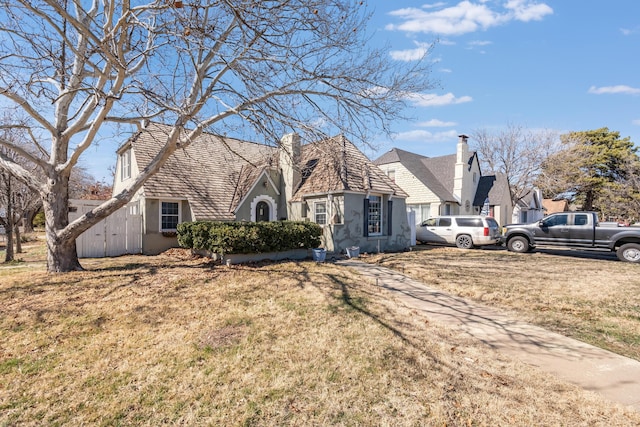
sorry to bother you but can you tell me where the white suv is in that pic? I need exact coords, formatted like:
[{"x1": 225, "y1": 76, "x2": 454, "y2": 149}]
[{"x1": 416, "y1": 215, "x2": 501, "y2": 249}]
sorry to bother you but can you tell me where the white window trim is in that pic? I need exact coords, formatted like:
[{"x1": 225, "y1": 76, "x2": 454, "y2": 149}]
[
  {"x1": 121, "y1": 149, "x2": 131, "y2": 181},
  {"x1": 250, "y1": 195, "x2": 277, "y2": 222},
  {"x1": 159, "y1": 200, "x2": 182, "y2": 232},
  {"x1": 314, "y1": 201, "x2": 327, "y2": 225},
  {"x1": 368, "y1": 194, "x2": 383, "y2": 236}
]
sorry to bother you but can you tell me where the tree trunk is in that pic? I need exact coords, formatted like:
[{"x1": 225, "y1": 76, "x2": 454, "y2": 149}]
[
  {"x1": 14, "y1": 223, "x2": 22, "y2": 253},
  {"x1": 584, "y1": 189, "x2": 595, "y2": 211},
  {"x1": 3, "y1": 175, "x2": 14, "y2": 262},
  {"x1": 23, "y1": 208, "x2": 37, "y2": 233},
  {"x1": 43, "y1": 175, "x2": 83, "y2": 272},
  {"x1": 4, "y1": 225, "x2": 13, "y2": 262}
]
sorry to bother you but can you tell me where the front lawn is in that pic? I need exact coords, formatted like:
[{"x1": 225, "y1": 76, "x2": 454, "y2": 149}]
[{"x1": 1, "y1": 244, "x2": 639, "y2": 425}]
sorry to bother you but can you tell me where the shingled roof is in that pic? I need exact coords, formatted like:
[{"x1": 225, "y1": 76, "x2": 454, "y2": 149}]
[
  {"x1": 473, "y1": 174, "x2": 510, "y2": 207},
  {"x1": 374, "y1": 148, "x2": 456, "y2": 202},
  {"x1": 130, "y1": 123, "x2": 277, "y2": 221},
  {"x1": 292, "y1": 136, "x2": 408, "y2": 201},
  {"x1": 126, "y1": 124, "x2": 404, "y2": 220}
]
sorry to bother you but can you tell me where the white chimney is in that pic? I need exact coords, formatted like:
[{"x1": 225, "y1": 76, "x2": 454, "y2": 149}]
[{"x1": 453, "y1": 134, "x2": 469, "y2": 203}]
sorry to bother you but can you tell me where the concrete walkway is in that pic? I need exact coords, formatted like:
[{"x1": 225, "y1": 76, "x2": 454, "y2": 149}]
[{"x1": 338, "y1": 259, "x2": 640, "y2": 411}]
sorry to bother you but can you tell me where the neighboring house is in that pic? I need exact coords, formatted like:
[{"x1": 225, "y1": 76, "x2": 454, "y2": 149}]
[
  {"x1": 543, "y1": 198, "x2": 570, "y2": 215},
  {"x1": 112, "y1": 123, "x2": 411, "y2": 255},
  {"x1": 373, "y1": 135, "x2": 513, "y2": 226},
  {"x1": 512, "y1": 188, "x2": 545, "y2": 224}
]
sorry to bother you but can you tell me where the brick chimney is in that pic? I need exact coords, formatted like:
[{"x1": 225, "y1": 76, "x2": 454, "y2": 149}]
[{"x1": 280, "y1": 133, "x2": 301, "y2": 218}]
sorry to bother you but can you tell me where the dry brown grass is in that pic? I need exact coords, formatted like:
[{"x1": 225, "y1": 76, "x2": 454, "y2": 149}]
[
  {"x1": 368, "y1": 245, "x2": 640, "y2": 362},
  {"x1": 1, "y1": 242, "x2": 639, "y2": 426}
]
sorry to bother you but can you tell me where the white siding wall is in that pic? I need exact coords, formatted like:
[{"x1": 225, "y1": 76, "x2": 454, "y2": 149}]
[
  {"x1": 112, "y1": 147, "x2": 141, "y2": 196},
  {"x1": 379, "y1": 162, "x2": 442, "y2": 205}
]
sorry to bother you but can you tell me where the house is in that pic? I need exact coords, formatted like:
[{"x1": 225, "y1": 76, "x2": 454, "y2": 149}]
[
  {"x1": 512, "y1": 188, "x2": 545, "y2": 224},
  {"x1": 542, "y1": 198, "x2": 570, "y2": 215},
  {"x1": 373, "y1": 135, "x2": 513, "y2": 226},
  {"x1": 112, "y1": 123, "x2": 411, "y2": 255}
]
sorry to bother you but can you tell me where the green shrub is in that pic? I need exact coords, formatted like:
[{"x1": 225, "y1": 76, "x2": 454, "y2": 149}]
[
  {"x1": 177, "y1": 221, "x2": 322, "y2": 255},
  {"x1": 33, "y1": 212, "x2": 45, "y2": 229}
]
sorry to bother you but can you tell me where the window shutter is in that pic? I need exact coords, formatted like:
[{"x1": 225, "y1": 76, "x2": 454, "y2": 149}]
[
  {"x1": 363, "y1": 198, "x2": 369, "y2": 237},
  {"x1": 387, "y1": 200, "x2": 393, "y2": 235}
]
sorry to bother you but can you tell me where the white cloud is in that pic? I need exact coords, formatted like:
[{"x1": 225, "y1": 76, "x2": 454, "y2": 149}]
[
  {"x1": 406, "y1": 92, "x2": 473, "y2": 107},
  {"x1": 386, "y1": 1, "x2": 552, "y2": 36},
  {"x1": 390, "y1": 42, "x2": 431, "y2": 61},
  {"x1": 393, "y1": 129, "x2": 459, "y2": 142},
  {"x1": 505, "y1": 0, "x2": 553, "y2": 22},
  {"x1": 588, "y1": 85, "x2": 640, "y2": 95},
  {"x1": 633, "y1": 119, "x2": 640, "y2": 126},
  {"x1": 418, "y1": 119, "x2": 457, "y2": 127},
  {"x1": 439, "y1": 68, "x2": 453, "y2": 73},
  {"x1": 468, "y1": 40, "x2": 492, "y2": 46}
]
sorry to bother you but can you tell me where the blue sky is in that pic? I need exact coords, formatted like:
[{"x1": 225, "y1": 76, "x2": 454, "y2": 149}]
[
  {"x1": 365, "y1": 0, "x2": 640, "y2": 160},
  {"x1": 84, "y1": 0, "x2": 639, "y2": 180}
]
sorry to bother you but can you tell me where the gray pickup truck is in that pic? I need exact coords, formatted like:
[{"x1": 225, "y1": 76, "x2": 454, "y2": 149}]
[{"x1": 501, "y1": 212, "x2": 640, "y2": 262}]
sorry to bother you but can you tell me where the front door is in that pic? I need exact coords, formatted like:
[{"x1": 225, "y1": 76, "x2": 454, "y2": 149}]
[{"x1": 255, "y1": 201, "x2": 270, "y2": 222}]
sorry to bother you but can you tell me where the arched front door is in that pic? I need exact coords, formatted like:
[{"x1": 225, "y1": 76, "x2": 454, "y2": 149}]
[{"x1": 255, "y1": 201, "x2": 270, "y2": 222}]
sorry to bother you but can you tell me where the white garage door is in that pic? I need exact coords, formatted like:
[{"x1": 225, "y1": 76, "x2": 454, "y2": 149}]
[{"x1": 69, "y1": 199, "x2": 142, "y2": 258}]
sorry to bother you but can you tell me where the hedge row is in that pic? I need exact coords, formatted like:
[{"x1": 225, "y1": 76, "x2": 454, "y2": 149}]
[{"x1": 177, "y1": 221, "x2": 322, "y2": 255}]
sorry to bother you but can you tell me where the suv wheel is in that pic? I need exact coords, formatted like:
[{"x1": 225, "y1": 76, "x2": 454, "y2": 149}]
[
  {"x1": 616, "y1": 243, "x2": 640, "y2": 263},
  {"x1": 507, "y1": 236, "x2": 530, "y2": 253},
  {"x1": 455, "y1": 234, "x2": 474, "y2": 249}
]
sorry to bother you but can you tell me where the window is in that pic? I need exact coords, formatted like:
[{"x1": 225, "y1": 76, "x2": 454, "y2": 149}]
[
  {"x1": 408, "y1": 203, "x2": 431, "y2": 223},
  {"x1": 422, "y1": 218, "x2": 437, "y2": 227},
  {"x1": 575, "y1": 214, "x2": 588, "y2": 226},
  {"x1": 161, "y1": 201, "x2": 180, "y2": 231},
  {"x1": 387, "y1": 170, "x2": 396, "y2": 182},
  {"x1": 314, "y1": 202, "x2": 327, "y2": 225},
  {"x1": 438, "y1": 217, "x2": 451, "y2": 227},
  {"x1": 367, "y1": 195, "x2": 382, "y2": 235},
  {"x1": 456, "y1": 218, "x2": 482, "y2": 227},
  {"x1": 121, "y1": 149, "x2": 131, "y2": 180},
  {"x1": 542, "y1": 214, "x2": 568, "y2": 227}
]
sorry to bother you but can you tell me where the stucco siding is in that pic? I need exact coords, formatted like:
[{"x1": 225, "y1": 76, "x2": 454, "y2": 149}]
[
  {"x1": 321, "y1": 193, "x2": 410, "y2": 254},
  {"x1": 234, "y1": 179, "x2": 280, "y2": 222},
  {"x1": 142, "y1": 198, "x2": 191, "y2": 255}
]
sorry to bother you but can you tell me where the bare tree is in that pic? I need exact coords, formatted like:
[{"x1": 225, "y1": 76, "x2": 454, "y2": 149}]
[
  {"x1": 0, "y1": 144, "x2": 40, "y2": 262},
  {"x1": 0, "y1": 0, "x2": 434, "y2": 272},
  {"x1": 470, "y1": 124, "x2": 559, "y2": 206}
]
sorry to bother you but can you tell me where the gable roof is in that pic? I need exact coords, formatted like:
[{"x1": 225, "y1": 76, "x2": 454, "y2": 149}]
[
  {"x1": 126, "y1": 124, "x2": 404, "y2": 219},
  {"x1": 374, "y1": 148, "x2": 456, "y2": 202},
  {"x1": 473, "y1": 174, "x2": 510, "y2": 207},
  {"x1": 130, "y1": 123, "x2": 276, "y2": 221},
  {"x1": 293, "y1": 136, "x2": 407, "y2": 201},
  {"x1": 515, "y1": 189, "x2": 542, "y2": 210},
  {"x1": 543, "y1": 198, "x2": 569, "y2": 214}
]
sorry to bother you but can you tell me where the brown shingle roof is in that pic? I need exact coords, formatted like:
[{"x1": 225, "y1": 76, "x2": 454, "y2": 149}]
[
  {"x1": 132, "y1": 123, "x2": 276, "y2": 220},
  {"x1": 129, "y1": 125, "x2": 402, "y2": 218},
  {"x1": 293, "y1": 136, "x2": 407, "y2": 201},
  {"x1": 543, "y1": 198, "x2": 569, "y2": 214}
]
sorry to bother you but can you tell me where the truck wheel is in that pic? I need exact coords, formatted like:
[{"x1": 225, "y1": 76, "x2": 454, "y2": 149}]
[
  {"x1": 507, "y1": 236, "x2": 530, "y2": 253},
  {"x1": 616, "y1": 243, "x2": 640, "y2": 263},
  {"x1": 455, "y1": 234, "x2": 474, "y2": 249}
]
